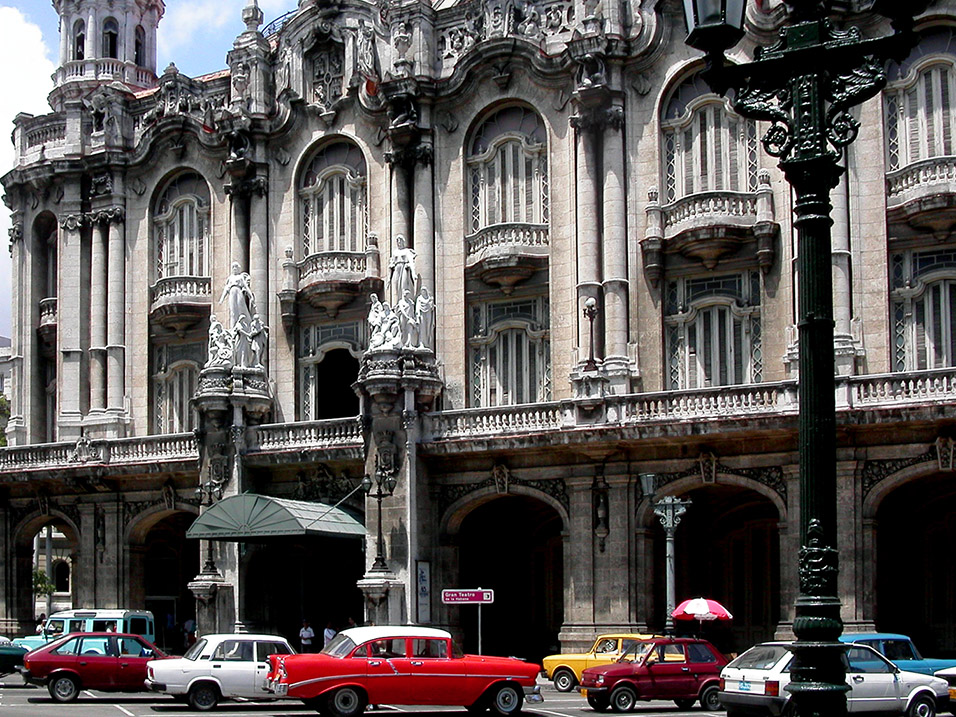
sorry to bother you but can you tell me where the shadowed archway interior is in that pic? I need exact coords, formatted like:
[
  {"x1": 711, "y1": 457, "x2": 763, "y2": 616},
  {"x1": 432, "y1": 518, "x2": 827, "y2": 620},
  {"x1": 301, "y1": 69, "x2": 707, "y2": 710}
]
[{"x1": 458, "y1": 494, "x2": 563, "y2": 663}]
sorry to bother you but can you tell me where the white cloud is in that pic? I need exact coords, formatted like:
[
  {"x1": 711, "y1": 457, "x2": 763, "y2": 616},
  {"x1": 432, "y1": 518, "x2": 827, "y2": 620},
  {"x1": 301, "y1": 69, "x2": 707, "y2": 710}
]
[{"x1": 0, "y1": 6, "x2": 56, "y2": 339}]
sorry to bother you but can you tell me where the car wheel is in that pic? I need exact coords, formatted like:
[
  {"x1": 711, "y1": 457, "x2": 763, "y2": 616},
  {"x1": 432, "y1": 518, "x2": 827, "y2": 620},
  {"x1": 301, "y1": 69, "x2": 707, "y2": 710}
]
[
  {"x1": 553, "y1": 669, "x2": 577, "y2": 693},
  {"x1": 908, "y1": 694, "x2": 936, "y2": 717},
  {"x1": 674, "y1": 698, "x2": 696, "y2": 710},
  {"x1": 188, "y1": 683, "x2": 221, "y2": 711},
  {"x1": 587, "y1": 693, "x2": 611, "y2": 712},
  {"x1": 610, "y1": 685, "x2": 637, "y2": 713},
  {"x1": 326, "y1": 687, "x2": 367, "y2": 717},
  {"x1": 490, "y1": 684, "x2": 523, "y2": 716},
  {"x1": 700, "y1": 686, "x2": 721, "y2": 711},
  {"x1": 48, "y1": 674, "x2": 80, "y2": 703}
]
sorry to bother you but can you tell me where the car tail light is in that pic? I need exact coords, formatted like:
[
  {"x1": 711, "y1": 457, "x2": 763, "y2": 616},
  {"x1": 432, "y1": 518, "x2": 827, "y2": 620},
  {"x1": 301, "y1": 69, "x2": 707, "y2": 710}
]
[
  {"x1": 719, "y1": 678, "x2": 725, "y2": 690},
  {"x1": 765, "y1": 681, "x2": 779, "y2": 697}
]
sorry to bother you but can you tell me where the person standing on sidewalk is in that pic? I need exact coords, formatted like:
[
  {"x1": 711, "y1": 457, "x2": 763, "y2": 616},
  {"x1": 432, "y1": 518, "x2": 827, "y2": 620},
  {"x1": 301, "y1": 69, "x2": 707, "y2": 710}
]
[{"x1": 299, "y1": 620, "x2": 315, "y2": 653}]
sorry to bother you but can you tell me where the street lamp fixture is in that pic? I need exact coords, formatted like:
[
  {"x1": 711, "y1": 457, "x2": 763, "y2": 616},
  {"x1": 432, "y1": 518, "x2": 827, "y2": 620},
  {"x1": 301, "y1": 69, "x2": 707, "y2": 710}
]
[
  {"x1": 363, "y1": 468, "x2": 397, "y2": 572},
  {"x1": 583, "y1": 296, "x2": 599, "y2": 372},
  {"x1": 681, "y1": 2, "x2": 925, "y2": 714},
  {"x1": 641, "y1": 474, "x2": 692, "y2": 634}
]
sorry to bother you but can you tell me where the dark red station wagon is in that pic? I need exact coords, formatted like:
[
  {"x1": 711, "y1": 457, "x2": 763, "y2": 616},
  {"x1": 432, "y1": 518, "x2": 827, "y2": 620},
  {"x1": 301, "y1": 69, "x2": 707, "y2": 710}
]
[
  {"x1": 21, "y1": 631, "x2": 166, "y2": 702},
  {"x1": 579, "y1": 637, "x2": 728, "y2": 712}
]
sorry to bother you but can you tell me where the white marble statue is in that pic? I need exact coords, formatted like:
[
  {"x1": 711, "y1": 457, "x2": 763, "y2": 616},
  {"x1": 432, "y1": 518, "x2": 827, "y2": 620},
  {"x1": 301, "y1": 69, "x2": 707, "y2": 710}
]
[
  {"x1": 416, "y1": 286, "x2": 435, "y2": 350},
  {"x1": 205, "y1": 315, "x2": 233, "y2": 368},
  {"x1": 389, "y1": 234, "x2": 418, "y2": 305},
  {"x1": 398, "y1": 289, "x2": 419, "y2": 348}
]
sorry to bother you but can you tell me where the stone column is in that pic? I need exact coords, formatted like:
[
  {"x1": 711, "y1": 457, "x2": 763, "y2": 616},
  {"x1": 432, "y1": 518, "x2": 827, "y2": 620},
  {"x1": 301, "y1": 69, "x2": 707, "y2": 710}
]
[
  {"x1": 58, "y1": 213, "x2": 86, "y2": 438},
  {"x1": 390, "y1": 162, "x2": 410, "y2": 252},
  {"x1": 229, "y1": 189, "x2": 250, "y2": 272},
  {"x1": 248, "y1": 178, "x2": 269, "y2": 326},
  {"x1": 412, "y1": 144, "x2": 434, "y2": 297},
  {"x1": 574, "y1": 125, "x2": 601, "y2": 363},
  {"x1": 602, "y1": 105, "x2": 628, "y2": 388},
  {"x1": 5, "y1": 221, "x2": 25, "y2": 445},
  {"x1": 89, "y1": 216, "x2": 108, "y2": 413},
  {"x1": 831, "y1": 163, "x2": 856, "y2": 376},
  {"x1": 107, "y1": 209, "x2": 126, "y2": 413}
]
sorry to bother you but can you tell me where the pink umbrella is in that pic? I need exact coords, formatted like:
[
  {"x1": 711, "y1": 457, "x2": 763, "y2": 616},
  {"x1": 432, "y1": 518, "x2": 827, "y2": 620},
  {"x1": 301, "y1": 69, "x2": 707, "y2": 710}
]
[{"x1": 671, "y1": 597, "x2": 733, "y2": 622}]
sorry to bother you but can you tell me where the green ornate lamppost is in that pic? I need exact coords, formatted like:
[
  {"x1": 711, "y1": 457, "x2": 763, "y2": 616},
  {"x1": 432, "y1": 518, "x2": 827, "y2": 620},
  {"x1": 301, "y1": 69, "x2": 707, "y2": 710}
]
[{"x1": 680, "y1": 2, "x2": 927, "y2": 716}]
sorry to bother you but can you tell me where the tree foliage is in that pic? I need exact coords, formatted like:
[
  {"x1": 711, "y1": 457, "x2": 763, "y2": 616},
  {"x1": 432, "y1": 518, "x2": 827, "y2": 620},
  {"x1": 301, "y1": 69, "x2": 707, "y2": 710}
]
[{"x1": 33, "y1": 568, "x2": 56, "y2": 598}]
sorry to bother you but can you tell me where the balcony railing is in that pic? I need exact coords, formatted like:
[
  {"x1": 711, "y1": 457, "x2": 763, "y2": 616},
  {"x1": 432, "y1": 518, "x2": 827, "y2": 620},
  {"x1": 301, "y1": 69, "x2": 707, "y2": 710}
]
[
  {"x1": 299, "y1": 251, "x2": 367, "y2": 286},
  {"x1": 38, "y1": 297, "x2": 57, "y2": 327},
  {"x1": 2, "y1": 369, "x2": 956, "y2": 474},
  {"x1": 54, "y1": 59, "x2": 156, "y2": 89},
  {"x1": 886, "y1": 156, "x2": 956, "y2": 205},
  {"x1": 150, "y1": 276, "x2": 212, "y2": 305},
  {"x1": 465, "y1": 223, "x2": 550, "y2": 263},
  {"x1": 661, "y1": 191, "x2": 759, "y2": 234}
]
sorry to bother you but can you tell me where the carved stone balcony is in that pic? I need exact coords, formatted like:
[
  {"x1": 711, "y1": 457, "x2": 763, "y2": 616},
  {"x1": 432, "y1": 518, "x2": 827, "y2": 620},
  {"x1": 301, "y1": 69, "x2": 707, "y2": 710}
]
[
  {"x1": 37, "y1": 297, "x2": 57, "y2": 358},
  {"x1": 54, "y1": 59, "x2": 156, "y2": 90},
  {"x1": 643, "y1": 172, "x2": 777, "y2": 286},
  {"x1": 886, "y1": 157, "x2": 956, "y2": 242},
  {"x1": 149, "y1": 276, "x2": 212, "y2": 333},
  {"x1": 296, "y1": 251, "x2": 382, "y2": 318},
  {"x1": 465, "y1": 223, "x2": 549, "y2": 293}
]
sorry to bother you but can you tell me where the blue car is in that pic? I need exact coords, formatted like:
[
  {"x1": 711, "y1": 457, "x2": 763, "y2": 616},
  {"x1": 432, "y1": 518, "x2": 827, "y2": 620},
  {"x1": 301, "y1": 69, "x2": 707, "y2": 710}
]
[{"x1": 839, "y1": 633, "x2": 956, "y2": 676}]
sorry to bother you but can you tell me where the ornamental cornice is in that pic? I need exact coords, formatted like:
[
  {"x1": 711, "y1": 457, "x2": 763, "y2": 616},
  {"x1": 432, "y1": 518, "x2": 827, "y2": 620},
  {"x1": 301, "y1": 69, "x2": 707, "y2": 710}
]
[
  {"x1": 435, "y1": 467, "x2": 569, "y2": 517},
  {"x1": 89, "y1": 207, "x2": 126, "y2": 225},
  {"x1": 225, "y1": 176, "x2": 268, "y2": 198},
  {"x1": 59, "y1": 214, "x2": 87, "y2": 231}
]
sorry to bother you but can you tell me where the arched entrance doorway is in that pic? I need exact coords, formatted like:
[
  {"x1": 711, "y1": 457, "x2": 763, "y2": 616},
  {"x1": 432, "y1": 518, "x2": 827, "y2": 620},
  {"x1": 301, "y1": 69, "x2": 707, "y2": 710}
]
[
  {"x1": 876, "y1": 471, "x2": 956, "y2": 657},
  {"x1": 141, "y1": 512, "x2": 199, "y2": 652},
  {"x1": 457, "y1": 494, "x2": 563, "y2": 663},
  {"x1": 651, "y1": 485, "x2": 780, "y2": 656},
  {"x1": 314, "y1": 349, "x2": 360, "y2": 419}
]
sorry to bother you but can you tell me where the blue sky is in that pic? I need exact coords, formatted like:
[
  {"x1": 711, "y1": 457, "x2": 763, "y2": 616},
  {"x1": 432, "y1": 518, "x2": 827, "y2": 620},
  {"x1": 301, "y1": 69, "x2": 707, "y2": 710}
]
[{"x1": 0, "y1": 0, "x2": 297, "y2": 339}]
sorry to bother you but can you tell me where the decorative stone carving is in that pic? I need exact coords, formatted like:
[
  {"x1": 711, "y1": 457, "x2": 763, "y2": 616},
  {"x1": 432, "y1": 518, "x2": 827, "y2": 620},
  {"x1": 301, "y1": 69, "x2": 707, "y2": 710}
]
[
  {"x1": 436, "y1": 473, "x2": 569, "y2": 516},
  {"x1": 861, "y1": 444, "x2": 939, "y2": 498},
  {"x1": 389, "y1": 234, "x2": 417, "y2": 305},
  {"x1": 654, "y1": 459, "x2": 787, "y2": 503},
  {"x1": 69, "y1": 436, "x2": 102, "y2": 463},
  {"x1": 357, "y1": 21, "x2": 382, "y2": 96},
  {"x1": 492, "y1": 463, "x2": 511, "y2": 493}
]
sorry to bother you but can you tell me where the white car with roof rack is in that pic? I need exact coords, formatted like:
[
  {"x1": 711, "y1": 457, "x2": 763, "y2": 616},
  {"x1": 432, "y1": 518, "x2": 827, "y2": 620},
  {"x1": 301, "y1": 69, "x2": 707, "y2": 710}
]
[{"x1": 719, "y1": 641, "x2": 949, "y2": 717}]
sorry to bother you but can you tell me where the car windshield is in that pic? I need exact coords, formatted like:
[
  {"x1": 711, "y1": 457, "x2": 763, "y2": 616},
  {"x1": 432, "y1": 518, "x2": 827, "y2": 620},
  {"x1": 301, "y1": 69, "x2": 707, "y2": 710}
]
[
  {"x1": 322, "y1": 633, "x2": 356, "y2": 657},
  {"x1": 728, "y1": 645, "x2": 791, "y2": 670},
  {"x1": 618, "y1": 641, "x2": 655, "y2": 663},
  {"x1": 183, "y1": 639, "x2": 207, "y2": 661},
  {"x1": 881, "y1": 640, "x2": 920, "y2": 661}
]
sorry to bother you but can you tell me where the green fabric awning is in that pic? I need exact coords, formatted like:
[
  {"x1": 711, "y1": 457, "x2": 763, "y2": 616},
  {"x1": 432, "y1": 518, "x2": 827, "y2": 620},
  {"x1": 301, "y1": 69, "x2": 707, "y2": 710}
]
[{"x1": 186, "y1": 493, "x2": 365, "y2": 540}]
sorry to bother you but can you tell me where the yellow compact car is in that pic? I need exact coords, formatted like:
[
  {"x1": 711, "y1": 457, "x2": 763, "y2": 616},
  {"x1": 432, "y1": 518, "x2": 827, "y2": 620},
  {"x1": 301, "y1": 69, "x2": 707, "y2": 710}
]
[{"x1": 542, "y1": 633, "x2": 659, "y2": 692}]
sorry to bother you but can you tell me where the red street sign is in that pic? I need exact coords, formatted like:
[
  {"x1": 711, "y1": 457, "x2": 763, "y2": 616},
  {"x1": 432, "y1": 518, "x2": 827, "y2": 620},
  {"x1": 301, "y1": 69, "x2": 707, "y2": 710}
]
[{"x1": 441, "y1": 589, "x2": 494, "y2": 604}]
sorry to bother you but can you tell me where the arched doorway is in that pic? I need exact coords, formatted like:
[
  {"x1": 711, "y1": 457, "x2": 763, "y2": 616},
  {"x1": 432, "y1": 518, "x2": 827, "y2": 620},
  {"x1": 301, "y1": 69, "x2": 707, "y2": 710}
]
[
  {"x1": 13, "y1": 514, "x2": 80, "y2": 630},
  {"x1": 457, "y1": 494, "x2": 563, "y2": 663},
  {"x1": 242, "y1": 536, "x2": 365, "y2": 646},
  {"x1": 651, "y1": 485, "x2": 780, "y2": 656},
  {"x1": 314, "y1": 349, "x2": 359, "y2": 419},
  {"x1": 876, "y1": 471, "x2": 956, "y2": 657},
  {"x1": 141, "y1": 512, "x2": 199, "y2": 652}
]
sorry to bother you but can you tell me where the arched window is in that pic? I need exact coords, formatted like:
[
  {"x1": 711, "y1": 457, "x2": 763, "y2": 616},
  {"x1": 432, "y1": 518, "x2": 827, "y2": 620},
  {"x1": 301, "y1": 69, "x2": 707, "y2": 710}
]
[
  {"x1": 891, "y1": 250, "x2": 956, "y2": 371},
  {"x1": 134, "y1": 25, "x2": 146, "y2": 66},
  {"x1": 73, "y1": 20, "x2": 86, "y2": 61},
  {"x1": 53, "y1": 560, "x2": 70, "y2": 593},
  {"x1": 297, "y1": 325, "x2": 362, "y2": 421},
  {"x1": 661, "y1": 74, "x2": 759, "y2": 202},
  {"x1": 467, "y1": 105, "x2": 549, "y2": 233},
  {"x1": 665, "y1": 272, "x2": 762, "y2": 389},
  {"x1": 153, "y1": 359, "x2": 200, "y2": 433},
  {"x1": 885, "y1": 29, "x2": 956, "y2": 171},
  {"x1": 468, "y1": 298, "x2": 550, "y2": 407},
  {"x1": 153, "y1": 173, "x2": 211, "y2": 281},
  {"x1": 299, "y1": 142, "x2": 367, "y2": 255},
  {"x1": 102, "y1": 18, "x2": 119, "y2": 59}
]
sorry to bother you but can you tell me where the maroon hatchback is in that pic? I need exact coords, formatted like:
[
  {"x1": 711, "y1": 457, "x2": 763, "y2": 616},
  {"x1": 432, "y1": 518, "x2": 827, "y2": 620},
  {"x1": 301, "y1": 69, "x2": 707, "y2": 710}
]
[
  {"x1": 21, "y1": 631, "x2": 166, "y2": 702},
  {"x1": 579, "y1": 637, "x2": 727, "y2": 712}
]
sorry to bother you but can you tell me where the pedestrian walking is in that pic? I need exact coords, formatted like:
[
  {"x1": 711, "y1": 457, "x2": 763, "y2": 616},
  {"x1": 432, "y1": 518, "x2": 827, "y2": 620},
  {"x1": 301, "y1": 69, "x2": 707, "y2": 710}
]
[{"x1": 299, "y1": 619, "x2": 315, "y2": 653}]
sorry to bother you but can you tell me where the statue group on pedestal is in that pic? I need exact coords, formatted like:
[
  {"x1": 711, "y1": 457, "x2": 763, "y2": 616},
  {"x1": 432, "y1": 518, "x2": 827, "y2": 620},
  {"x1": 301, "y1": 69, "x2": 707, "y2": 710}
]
[
  {"x1": 367, "y1": 235, "x2": 435, "y2": 352},
  {"x1": 206, "y1": 262, "x2": 269, "y2": 370}
]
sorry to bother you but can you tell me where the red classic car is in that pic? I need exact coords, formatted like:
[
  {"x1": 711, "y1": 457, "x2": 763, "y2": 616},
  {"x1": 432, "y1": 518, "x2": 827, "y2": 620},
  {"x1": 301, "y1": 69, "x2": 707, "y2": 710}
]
[
  {"x1": 579, "y1": 636, "x2": 728, "y2": 712},
  {"x1": 20, "y1": 631, "x2": 166, "y2": 702},
  {"x1": 266, "y1": 625, "x2": 542, "y2": 716}
]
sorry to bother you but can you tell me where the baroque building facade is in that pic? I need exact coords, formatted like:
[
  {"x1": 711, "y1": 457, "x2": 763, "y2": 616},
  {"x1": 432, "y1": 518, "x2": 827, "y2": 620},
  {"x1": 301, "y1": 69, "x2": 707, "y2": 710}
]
[{"x1": 2, "y1": 0, "x2": 956, "y2": 659}]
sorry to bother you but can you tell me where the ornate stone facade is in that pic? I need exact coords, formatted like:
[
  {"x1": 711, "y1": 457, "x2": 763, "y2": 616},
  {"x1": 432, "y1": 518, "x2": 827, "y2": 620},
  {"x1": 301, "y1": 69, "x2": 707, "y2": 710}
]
[{"x1": 3, "y1": 0, "x2": 956, "y2": 658}]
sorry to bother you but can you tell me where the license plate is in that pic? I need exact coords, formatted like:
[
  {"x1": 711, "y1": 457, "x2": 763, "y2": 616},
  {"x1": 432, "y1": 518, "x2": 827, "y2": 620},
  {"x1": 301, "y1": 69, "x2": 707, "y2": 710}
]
[
  {"x1": 273, "y1": 683, "x2": 288, "y2": 695},
  {"x1": 949, "y1": 687, "x2": 956, "y2": 700},
  {"x1": 738, "y1": 680, "x2": 751, "y2": 692}
]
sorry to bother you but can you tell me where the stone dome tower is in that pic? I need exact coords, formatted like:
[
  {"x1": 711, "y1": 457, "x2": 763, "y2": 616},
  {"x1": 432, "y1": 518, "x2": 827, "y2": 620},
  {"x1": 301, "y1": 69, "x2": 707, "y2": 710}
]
[{"x1": 50, "y1": 0, "x2": 165, "y2": 109}]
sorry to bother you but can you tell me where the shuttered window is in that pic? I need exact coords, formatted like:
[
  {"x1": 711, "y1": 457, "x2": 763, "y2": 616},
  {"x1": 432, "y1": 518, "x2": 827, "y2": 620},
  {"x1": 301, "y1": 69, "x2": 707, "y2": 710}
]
[
  {"x1": 300, "y1": 143, "x2": 367, "y2": 256},
  {"x1": 886, "y1": 62, "x2": 956, "y2": 171},
  {"x1": 154, "y1": 173, "x2": 211, "y2": 280},
  {"x1": 153, "y1": 363, "x2": 199, "y2": 434}
]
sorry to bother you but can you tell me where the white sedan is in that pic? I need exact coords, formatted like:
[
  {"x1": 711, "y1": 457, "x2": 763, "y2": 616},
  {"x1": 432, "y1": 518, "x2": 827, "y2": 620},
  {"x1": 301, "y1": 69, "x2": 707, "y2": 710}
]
[
  {"x1": 146, "y1": 633, "x2": 295, "y2": 710},
  {"x1": 719, "y1": 642, "x2": 949, "y2": 717}
]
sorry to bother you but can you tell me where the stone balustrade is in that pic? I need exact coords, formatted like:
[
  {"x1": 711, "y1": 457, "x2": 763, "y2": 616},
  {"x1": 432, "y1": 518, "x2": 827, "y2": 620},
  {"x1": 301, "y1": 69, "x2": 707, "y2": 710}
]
[
  {"x1": 38, "y1": 297, "x2": 58, "y2": 327},
  {"x1": 54, "y1": 59, "x2": 156, "y2": 89},
  {"x1": 886, "y1": 156, "x2": 956, "y2": 204},
  {"x1": 150, "y1": 276, "x2": 212, "y2": 305},
  {"x1": 465, "y1": 223, "x2": 550, "y2": 263},
  {"x1": 299, "y1": 251, "x2": 367, "y2": 285},
  {"x1": 25, "y1": 118, "x2": 67, "y2": 149},
  {"x1": 661, "y1": 191, "x2": 758, "y2": 235},
  {"x1": 252, "y1": 418, "x2": 363, "y2": 452},
  {"x1": 4, "y1": 369, "x2": 956, "y2": 474}
]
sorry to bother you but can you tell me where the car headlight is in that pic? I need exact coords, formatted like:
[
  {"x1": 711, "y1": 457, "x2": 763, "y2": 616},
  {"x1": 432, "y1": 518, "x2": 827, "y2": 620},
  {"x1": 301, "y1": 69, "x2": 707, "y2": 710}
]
[{"x1": 596, "y1": 675, "x2": 605, "y2": 686}]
